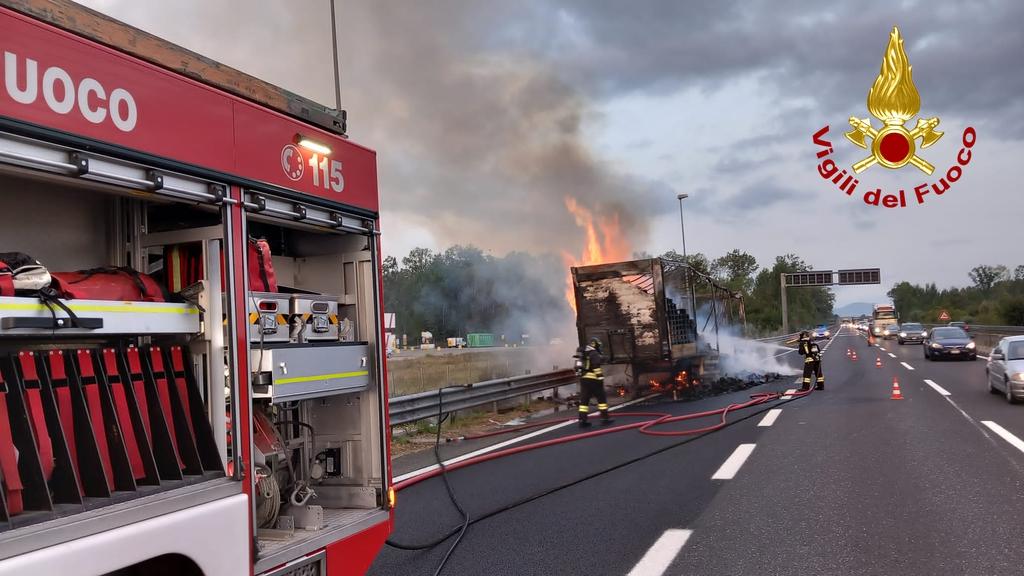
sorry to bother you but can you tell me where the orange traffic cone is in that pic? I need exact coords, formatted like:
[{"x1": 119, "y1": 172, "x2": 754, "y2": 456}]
[
  {"x1": 891, "y1": 378, "x2": 904, "y2": 400},
  {"x1": 875, "y1": 357, "x2": 882, "y2": 368},
  {"x1": 846, "y1": 348, "x2": 852, "y2": 357},
  {"x1": 851, "y1": 351, "x2": 858, "y2": 360}
]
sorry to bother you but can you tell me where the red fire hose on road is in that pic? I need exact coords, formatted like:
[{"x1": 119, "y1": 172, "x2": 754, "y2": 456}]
[{"x1": 394, "y1": 390, "x2": 804, "y2": 492}]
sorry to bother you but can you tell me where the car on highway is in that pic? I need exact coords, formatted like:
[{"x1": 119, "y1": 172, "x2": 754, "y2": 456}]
[
  {"x1": 857, "y1": 321, "x2": 869, "y2": 332},
  {"x1": 923, "y1": 326, "x2": 976, "y2": 361},
  {"x1": 897, "y1": 322, "x2": 927, "y2": 344},
  {"x1": 987, "y1": 336, "x2": 1024, "y2": 404},
  {"x1": 881, "y1": 325, "x2": 899, "y2": 339},
  {"x1": 812, "y1": 324, "x2": 831, "y2": 339},
  {"x1": 948, "y1": 320, "x2": 970, "y2": 332}
]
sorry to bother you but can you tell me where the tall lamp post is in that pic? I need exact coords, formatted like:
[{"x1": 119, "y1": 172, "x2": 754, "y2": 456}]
[{"x1": 676, "y1": 193, "x2": 698, "y2": 339}]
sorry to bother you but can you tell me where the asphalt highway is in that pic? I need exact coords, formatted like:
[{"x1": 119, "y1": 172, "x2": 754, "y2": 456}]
[{"x1": 370, "y1": 326, "x2": 1024, "y2": 575}]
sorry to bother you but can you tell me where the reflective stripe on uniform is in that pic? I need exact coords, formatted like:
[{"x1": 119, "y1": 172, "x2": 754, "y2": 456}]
[
  {"x1": 578, "y1": 405, "x2": 589, "y2": 413},
  {"x1": 597, "y1": 403, "x2": 608, "y2": 410}
]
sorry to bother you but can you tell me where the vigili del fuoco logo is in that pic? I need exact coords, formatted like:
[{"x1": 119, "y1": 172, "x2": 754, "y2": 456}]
[{"x1": 812, "y1": 27, "x2": 976, "y2": 208}]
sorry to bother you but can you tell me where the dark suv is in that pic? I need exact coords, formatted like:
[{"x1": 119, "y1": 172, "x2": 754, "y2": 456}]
[{"x1": 897, "y1": 323, "x2": 927, "y2": 345}]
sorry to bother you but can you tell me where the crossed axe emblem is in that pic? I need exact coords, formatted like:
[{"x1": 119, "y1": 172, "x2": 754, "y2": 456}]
[{"x1": 845, "y1": 116, "x2": 943, "y2": 174}]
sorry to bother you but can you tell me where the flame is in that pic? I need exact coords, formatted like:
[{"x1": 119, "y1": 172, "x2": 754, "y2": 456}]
[
  {"x1": 562, "y1": 196, "x2": 632, "y2": 311},
  {"x1": 867, "y1": 27, "x2": 921, "y2": 124}
]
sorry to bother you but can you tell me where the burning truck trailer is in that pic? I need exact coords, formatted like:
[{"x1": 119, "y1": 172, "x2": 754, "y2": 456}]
[{"x1": 571, "y1": 258, "x2": 721, "y2": 397}]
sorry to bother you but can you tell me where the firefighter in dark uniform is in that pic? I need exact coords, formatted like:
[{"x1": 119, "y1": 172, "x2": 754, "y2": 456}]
[
  {"x1": 576, "y1": 337, "x2": 612, "y2": 427},
  {"x1": 798, "y1": 331, "x2": 824, "y2": 391}
]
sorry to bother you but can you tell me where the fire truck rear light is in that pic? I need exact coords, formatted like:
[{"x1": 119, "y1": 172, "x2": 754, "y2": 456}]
[
  {"x1": 387, "y1": 486, "x2": 396, "y2": 509},
  {"x1": 258, "y1": 301, "x2": 278, "y2": 312},
  {"x1": 296, "y1": 134, "x2": 332, "y2": 155}
]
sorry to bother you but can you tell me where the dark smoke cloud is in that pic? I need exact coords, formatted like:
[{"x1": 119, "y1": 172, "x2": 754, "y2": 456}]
[
  {"x1": 79, "y1": 0, "x2": 659, "y2": 256},
  {"x1": 520, "y1": 0, "x2": 1024, "y2": 139}
]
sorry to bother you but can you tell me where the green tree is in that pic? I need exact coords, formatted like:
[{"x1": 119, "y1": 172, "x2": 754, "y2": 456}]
[
  {"x1": 714, "y1": 249, "x2": 758, "y2": 295},
  {"x1": 969, "y1": 264, "x2": 1008, "y2": 291}
]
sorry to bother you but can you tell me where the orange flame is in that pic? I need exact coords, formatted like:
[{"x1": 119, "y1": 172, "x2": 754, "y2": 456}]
[{"x1": 562, "y1": 196, "x2": 632, "y2": 311}]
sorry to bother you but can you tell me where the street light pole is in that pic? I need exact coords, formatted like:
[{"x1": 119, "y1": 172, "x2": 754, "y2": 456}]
[
  {"x1": 676, "y1": 193, "x2": 689, "y2": 262},
  {"x1": 676, "y1": 193, "x2": 698, "y2": 339}
]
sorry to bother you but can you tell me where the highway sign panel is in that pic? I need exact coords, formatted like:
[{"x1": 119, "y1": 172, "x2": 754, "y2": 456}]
[
  {"x1": 837, "y1": 268, "x2": 881, "y2": 285},
  {"x1": 785, "y1": 271, "x2": 833, "y2": 286}
]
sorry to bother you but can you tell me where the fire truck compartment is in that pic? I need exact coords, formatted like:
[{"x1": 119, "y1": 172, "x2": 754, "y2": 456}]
[{"x1": 0, "y1": 163, "x2": 232, "y2": 538}]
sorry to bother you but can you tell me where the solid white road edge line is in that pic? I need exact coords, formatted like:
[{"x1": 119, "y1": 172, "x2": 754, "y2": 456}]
[
  {"x1": 901, "y1": 362, "x2": 915, "y2": 371},
  {"x1": 393, "y1": 393, "x2": 658, "y2": 483},
  {"x1": 981, "y1": 421, "x2": 1024, "y2": 455},
  {"x1": 712, "y1": 443, "x2": 757, "y2": 480},
  {"x1": 924, "y1": 379, "x2": 951, "y2": 396},
  {"x1": 758, "y1": 409, "x2": 782, "y2": 427},
  {"x1": 626, "y1": 529, "x2": 694, "y2": 576}
]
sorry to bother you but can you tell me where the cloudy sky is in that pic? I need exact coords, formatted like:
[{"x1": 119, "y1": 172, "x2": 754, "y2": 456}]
[{"x1": 79, "y1": 0, "x2": 1023, "y2": 306}]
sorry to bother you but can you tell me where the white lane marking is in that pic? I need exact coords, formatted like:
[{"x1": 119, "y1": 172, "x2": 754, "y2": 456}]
[
  {"x1": 982, "y1": 421, "x2": 1024, "y2": 455},
  {"x1": 626, "y1": 529, "x2": 693, "y2": 576},
  {"x1": 758, "y1": 409, "x2": 782, "y2": 427},
  {"x1": 901, "y1": 362, "x2": 915, "y2": 371},
  {"x1": 393, "y1": 393, "x2": 657, "y2": 483},
  {"x1": 978, "y1": 354, "x2": 990, "y2": 361},
  {"x1": 712, "y1": 443, "x2": 757, "y2": 480},
  {"x1": 924, "y1": 379, "x2": 951, "y2": 396},
  {"x1": 781, "y1": 388, "x2": 796, "y2": 400},
  {"x1": 888, "y1": 352, "x2": 897, "y2": 358}
]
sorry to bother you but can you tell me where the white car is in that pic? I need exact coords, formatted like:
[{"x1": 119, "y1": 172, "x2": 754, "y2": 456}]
[{"x1": 987, "y1": 336, "x2": 1024, "y2": 404}]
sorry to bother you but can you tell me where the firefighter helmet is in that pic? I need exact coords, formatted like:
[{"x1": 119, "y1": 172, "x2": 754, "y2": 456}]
[{"x1": 589, "y1": 336, "x2": 603, "y2": 350}]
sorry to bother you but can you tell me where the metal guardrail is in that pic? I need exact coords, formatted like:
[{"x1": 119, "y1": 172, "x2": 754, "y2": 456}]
[{"x1": 388, "y1": 369, "x2": 579, "y2": 426}]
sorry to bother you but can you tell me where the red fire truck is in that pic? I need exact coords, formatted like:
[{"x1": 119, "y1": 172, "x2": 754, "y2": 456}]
[{"x1": 0, "y1": 2, "x2": 392, "y2": 575}]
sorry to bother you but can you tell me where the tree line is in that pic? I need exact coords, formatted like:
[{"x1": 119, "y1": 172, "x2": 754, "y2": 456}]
[
  {"x1": 383, "y1": 245, "x2": 835, "y2": 344},
  {"x1": 887, "y1": 265, "x2": 1024, "y2": 326}
]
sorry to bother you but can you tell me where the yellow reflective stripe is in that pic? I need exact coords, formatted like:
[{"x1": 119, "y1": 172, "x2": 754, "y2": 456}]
[
  {"x1": 276, "y1": 370, "x2": 369, "y2": 385},
  {"x1": 0, "y1": 302, "x2": 198, "y2": 315},
  {"x1": 277, "y1": 314, "x2": 288, "y2": 325},
  {"x1": 249, "y1": 312, "x2": 260, "y2": 323},
  {"x1": 597, "y1": 403, "x2": 608, "y2": 410},
  {"x1": 578, "y1": 405, "x2": 589, "y2": 412}
]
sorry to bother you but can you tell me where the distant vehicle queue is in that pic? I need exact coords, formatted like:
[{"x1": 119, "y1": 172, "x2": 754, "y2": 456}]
[{"x1": 847, "y1": 314, "x2": 1023, "y2": 404}]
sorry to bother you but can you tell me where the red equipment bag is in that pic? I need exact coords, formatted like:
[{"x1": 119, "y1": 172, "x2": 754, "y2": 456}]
[
  {"x1": 51, "y1": 267, "x2": 168, "y2": 302},
  {"x1": 0, "y1": 369, "x2": 24, "y2": 515},
  {"x1": 248, "y1": 238, "x2": 277, "y2": 292},
  {"x1": 164, "y1": 237, "x2": 276, "y2": 293},
  {"x1": 0, "y1": 261, "x2": 12, "y2": 297}
]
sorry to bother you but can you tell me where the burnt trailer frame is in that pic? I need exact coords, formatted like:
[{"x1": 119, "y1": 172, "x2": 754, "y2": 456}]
[{"x1": 571, "y1": 258, "x2": 706, "y2": 391}]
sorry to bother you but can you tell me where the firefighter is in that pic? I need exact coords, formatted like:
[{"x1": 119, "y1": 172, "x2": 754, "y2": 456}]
[
  {"x1": 798, "y1": 331, "x2": 824, "y2": 391},
  {"x1": 577, "y1": 337, "x2": 612, "y2": 427}
]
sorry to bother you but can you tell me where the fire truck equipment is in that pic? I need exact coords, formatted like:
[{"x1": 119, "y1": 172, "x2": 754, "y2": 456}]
[
  {"x1": 0, "y1": 252, "x2": 50, "y2": 296},
  {"x1": 251, "y1": 343, "x2": 370, "y2": 403},
  {"x1": 51, "y1": 267, "x2": 168, "y2": 302},
  {"x1": 248, "y1": 238, "x2": 277, "y2": 292},
  {"x1": 249, "y1": 292, "x2": 291, "y2": 343},
  {"x1": 291, "y1": 295, "x2": 340, "y2": 342}
]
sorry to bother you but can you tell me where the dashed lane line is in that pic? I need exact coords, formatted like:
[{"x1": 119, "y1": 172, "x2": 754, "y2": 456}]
[
  {"x1": 901, "y1": 362, "x2": 915, "y2": 371},
  {"x1": 781, "y1": 388, "x2": 796, "y2": 400},
  {"x1": 924, "y1": 379, "x2": 951, "y2": 396},
  {"x1": 758, "y1": 409, "x2": 782, "y2": 427},
  {"x1": 888, "y1": 352, "x2": 897, "y2": 358},
  {"x1": 627, "y1": 529, "x2": 693, "y2": 576},
  {"x1": 981, "y1": 421, "x2": 1024, "y2": 455},
  {"x1": 712, "y1": 444, "x2": 757, "y2": 480}
]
